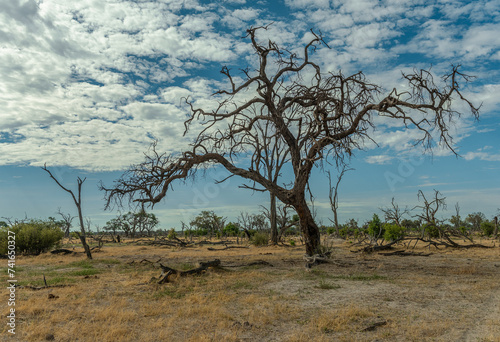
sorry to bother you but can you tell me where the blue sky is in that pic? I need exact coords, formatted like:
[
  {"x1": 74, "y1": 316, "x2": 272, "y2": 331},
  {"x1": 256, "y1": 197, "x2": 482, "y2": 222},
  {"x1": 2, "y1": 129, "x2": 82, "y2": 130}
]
[{"x1": 0, "y1": 0, "x2": 499, "y2": 230}]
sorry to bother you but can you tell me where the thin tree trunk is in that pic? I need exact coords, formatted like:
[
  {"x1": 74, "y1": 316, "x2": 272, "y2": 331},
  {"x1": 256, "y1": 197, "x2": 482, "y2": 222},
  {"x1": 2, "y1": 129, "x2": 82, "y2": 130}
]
[
  {"x1": 333, "y1": 210, "x2": 339, "y2": 236},
  {"x1": 493, "y1": 217, "x2": 498, "y2": 238},
  {"x1": 270, "y1": 193, "x2": 278, "y2": 245},
  {"x1": 77, "y1": 206, "x2": 92, "y2": 259}
]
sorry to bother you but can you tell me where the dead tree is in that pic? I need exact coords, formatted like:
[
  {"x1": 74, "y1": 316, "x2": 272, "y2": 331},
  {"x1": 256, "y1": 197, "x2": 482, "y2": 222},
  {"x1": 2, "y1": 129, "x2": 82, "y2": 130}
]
[
  {"x1": 56, "y1": 208, "x2": 74, "y2": 238},
  {"x1": 413, "y1": 190, "x2": 446, "y2": 238},
  {"x1": 261, "y1": 202, "x2": 296, "y2": 242},
  {"x1": 328, "y1": 165, "x2": 353, "y2": 235},
  {"x1": 381, "y1": 198, "x2": 409, "y2": 227},
  {"x1": 242, "y1": 119, "x2": 289, "y2": 245},
  {"x1": 101, "y1": 26, "x2": 479, "y2": 256},
  {"x1": 42, "y1": 165, "x2": 92, "y2": 259}
]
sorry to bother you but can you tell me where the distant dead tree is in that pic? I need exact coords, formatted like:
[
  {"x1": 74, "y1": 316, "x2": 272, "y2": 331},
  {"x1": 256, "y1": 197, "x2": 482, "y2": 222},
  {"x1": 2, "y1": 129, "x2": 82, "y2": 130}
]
[
  {"x1": 237, "y1": 212, "x2": 269, "y2": 239},
  {"x1": 261, "y1": 202, "x2": 296, "y2": 242},
  {"x1": 380, "y1": 198, "x2": 409, "y2": 227},
  {"x1": 42, "y1": 165, "x2": 92, "y2": 259},
  {"x1": 328, "y1": 165, "x2": 353, "y2": 235},
  {"x1": 101, "y1": 26, "x2": 479, "y2": 256},
  {"x1": 56, "y1": 208, "x2": 74, "y2": 238},
  {"x1": 413, "y1": 189, "x2": 446, "y2": 238},
  {"x1": 241, "y1": 118, "x2": 290, "y2": 245},
  {"x1": 449, "y1": 202, "x2": 462, "y2": 230}
]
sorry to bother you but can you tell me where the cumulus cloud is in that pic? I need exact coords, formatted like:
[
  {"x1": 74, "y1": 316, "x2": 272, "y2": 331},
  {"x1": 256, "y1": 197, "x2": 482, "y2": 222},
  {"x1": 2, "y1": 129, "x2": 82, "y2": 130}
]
[
  {"x1": 464, "y1": 151, "x2": 500, "y2": 162},
  {"x1": 365, "y1": 155, "x2": 394, "y2": 165},
  {"x1": 0, "y1": 0, "x2": 498, "y2": 173}
]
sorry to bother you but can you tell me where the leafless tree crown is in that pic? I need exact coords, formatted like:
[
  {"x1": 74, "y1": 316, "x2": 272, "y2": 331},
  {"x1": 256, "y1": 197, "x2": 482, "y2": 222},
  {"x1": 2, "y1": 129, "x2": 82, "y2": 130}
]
[{"x1": 102, "y1": 26, "x2": 479, "y2": 213}]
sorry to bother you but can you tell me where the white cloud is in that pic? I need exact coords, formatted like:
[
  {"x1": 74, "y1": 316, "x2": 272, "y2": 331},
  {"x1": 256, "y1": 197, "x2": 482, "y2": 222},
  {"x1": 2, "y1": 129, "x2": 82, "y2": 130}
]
[
  {"x1": 464, "y1": 151, "x2": 500, "y2": 162},
  {"x1": 365, "y1": 155, "x2": 394, "y2": 164},
  {"x1": 285, "y1": 0, "x2": 331, "y2": 9},
  {"x1": 0, "y1": 0, "x2": 499, "y2": 173}
]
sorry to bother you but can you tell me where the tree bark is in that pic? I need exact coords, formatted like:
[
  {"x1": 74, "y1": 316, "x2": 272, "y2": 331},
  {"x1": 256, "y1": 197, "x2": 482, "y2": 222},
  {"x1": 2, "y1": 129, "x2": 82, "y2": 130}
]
[
  {"x1": 76, "y1": 190, "x2": 92, "y2": 259},
  {"x1": 294, "y1": 197, "x2": 321, "y2": 256},
  {"x1": 333, "y1": 210, "x2": 339, "y2": 236},
  {"x1": 270, "y1": 193, "x2": 278, "y2": 245},
  {"x1": 493, "y1": 216, "x2": 498, "y2": 238}
]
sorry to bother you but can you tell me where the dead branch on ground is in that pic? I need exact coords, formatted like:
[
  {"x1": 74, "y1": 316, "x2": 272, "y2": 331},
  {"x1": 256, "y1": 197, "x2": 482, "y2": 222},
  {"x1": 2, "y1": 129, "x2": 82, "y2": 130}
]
[
  {"x1": 157, "y1": 259, "x2": 221, "y2": 284},
  {"x1": 207, "y1": 246, "x2": 249, "y2": 251}
]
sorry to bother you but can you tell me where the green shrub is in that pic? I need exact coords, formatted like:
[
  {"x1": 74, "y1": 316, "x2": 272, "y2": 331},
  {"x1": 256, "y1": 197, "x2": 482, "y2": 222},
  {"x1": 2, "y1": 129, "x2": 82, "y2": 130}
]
[
  {"x1": 338, "y1": 226, "x2": 349, "y2": 238},
  {"x1": 383, "y1": 224, "x2": 405, "y2": 241},
  {"x1": 338, "y1": 226, "x2": 362, "y2": 239},
  {"x1": 194, "y1": 228, "x2": 208, "y2": 236},
  {"x1": 0, "y1": 220, "x2": 64, "y2": 255},
  {"x1": 423, "y1": 224, "x2": 440, "y2": 238},
  {"x1": 326, "y1": 226, "x2": 336, "y2": 235},
  {"x1": 246, "y1": 229, "x2": 257, "y2": 237},
  {"x1": 252, "y1": 232, "x2": 269, "y2": 246},
  {"x1": 167, "y1": 228, "x2": 177, "y2": 239},
  {"x1": 480, "y1": 221, "x2": 495, "y2": 237},
  {"x1": 223, "y1": 222, "x2": 239, "y2": 236},
  {"x1": 459, "y1": 226, "x2": 469, "y2": 235},
  {"x1": 289, "y1": 239, "x2": 296, "y2": 246},
  {"x1": 367, "y1": 214, "x2": 384, "y2": 239}
]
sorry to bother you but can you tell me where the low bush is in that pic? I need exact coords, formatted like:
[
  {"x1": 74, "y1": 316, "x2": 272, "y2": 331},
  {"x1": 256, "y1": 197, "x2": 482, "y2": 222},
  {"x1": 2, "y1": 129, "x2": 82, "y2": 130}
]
[
  {"x1": 338, "y1": 227, "x2": 362, "y2": 239},
  {"x1": 252, "y1": 232, "x2": 269, "y2": 246},
  {"x1": 326, "y1": 226, "x2": 336, "y2": 235},
  {"x1": 459, "y1": 226, "x2": 469, "y2": 235},
  {"x1": 0, "y1": 220, "x2": 64, "y2": 255},
  {"x1": 383, "y1": 224, "x2": 405, "y2": 241},
  {"x1": 223, "y1": 222, "x2": 239, "y2": 236},
  {"x1": 423, "y1": 224, "x2": 440, "y2": 239},
  {"x1": 480, "y1": 221, "x2": 495, "y2": 237},
  {"x1": 366, "y1": 214, "x2": 384, "y2": 239},
  {"x1": 167, "y1": 228, "x2": 177, "y2": 239}
]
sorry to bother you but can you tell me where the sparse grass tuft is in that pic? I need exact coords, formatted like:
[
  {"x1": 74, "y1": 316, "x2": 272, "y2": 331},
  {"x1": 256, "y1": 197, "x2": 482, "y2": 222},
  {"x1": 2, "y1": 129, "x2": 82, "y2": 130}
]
[
  {"x1": 332, "y1": 273, "x2": 386, "y2": 281},
  {"x1": 316, "y1": 280, "x2": 341, "y2": 290},
  {"x1": 312, "y1": 304, "x2": 375, "y2": 333},
  {"x1": 67, "y1": 260, "x2": 95, "y2": 269},
  {"x1": 68, "y1": 268, "x2": 101, "y2": 276},
  {"x1": 97, "y1": 258, "x2": 122, "y2": 265}
]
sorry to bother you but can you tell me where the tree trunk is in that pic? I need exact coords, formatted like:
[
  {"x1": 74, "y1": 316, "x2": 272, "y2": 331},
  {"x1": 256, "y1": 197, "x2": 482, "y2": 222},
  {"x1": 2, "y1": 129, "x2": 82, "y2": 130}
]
[
  {"x1": 333, "y1": 209, "x2": 340, "y2": 236},
  {"x1": 294, "y1": 198, "x2": 321, "y2": 256},
  {"x1": 493, "y1": 217, "x2": 498, "y2": 238},
  {"x1": 77, "y1": 206, "x2": 92, "y2": 259},
  {"x1": 270, "y1": 193, "x2": 278, "y2": 245}
]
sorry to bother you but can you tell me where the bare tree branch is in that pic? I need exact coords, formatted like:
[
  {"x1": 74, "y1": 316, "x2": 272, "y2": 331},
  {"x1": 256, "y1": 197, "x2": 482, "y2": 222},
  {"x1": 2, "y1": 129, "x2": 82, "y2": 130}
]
[{"x1": 101, "y1": 26, "x2": 480, "y2": 256}]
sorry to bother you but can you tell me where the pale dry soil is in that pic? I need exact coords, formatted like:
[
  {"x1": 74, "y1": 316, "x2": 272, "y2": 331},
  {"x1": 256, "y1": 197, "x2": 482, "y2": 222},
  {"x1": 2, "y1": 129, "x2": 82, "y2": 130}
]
[{"x1": 1, "y1": 238, "x2": 499, "y2": 342}]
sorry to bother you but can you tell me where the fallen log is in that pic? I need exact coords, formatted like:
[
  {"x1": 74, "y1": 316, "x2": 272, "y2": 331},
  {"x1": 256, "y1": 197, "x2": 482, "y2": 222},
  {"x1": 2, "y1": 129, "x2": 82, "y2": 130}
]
[
  {"x1": 207, "y1": 246, "x2": 250, "y2": 251},
  {"x1": 379, "y1": 250, "x2": 432, "y2": 257},
  {"x1": 17, "y1": 284, "x2": 73, "y2": 290},
  {"x1": 157, "y1": 259, "x2": 221, "y2": 284},
  {"x1": 50, "y1": 249, "x2": 74, "y2": 255},
  {"x1": 223, "y1": 260, "x2": 274, "y2": 268},
  {"x1": 196, "y1": 240, "x2": 230, "y2": 246}
]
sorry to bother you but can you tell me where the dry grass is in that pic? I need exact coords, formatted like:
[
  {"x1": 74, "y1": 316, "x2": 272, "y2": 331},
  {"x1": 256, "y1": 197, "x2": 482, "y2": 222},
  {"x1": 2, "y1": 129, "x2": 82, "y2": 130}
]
[{"x1": 1, "y1": 237, "x2": 499, "y2": 341}]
